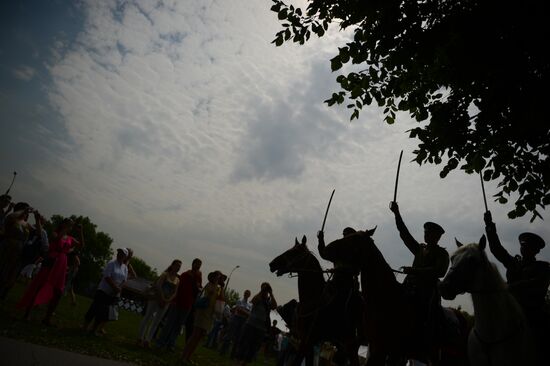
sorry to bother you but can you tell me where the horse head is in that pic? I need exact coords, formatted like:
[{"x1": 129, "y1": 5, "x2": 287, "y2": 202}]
[
  {"x1": 269, "y1": 235, "x2": 311, "y2": 276},
  {"x1": 439, "y1": 235, "x2": 488, "y2": 300},
  {"x1": 323, "y1": 227, "x2": 377, "y2": 267}
]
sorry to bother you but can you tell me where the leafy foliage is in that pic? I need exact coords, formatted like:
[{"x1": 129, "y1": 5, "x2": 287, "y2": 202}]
[
  {"x1": 46, "y1": 215, "x2": 113, "y2": 291},
  {"x1": 130, "y1": 256, "x2": 158, "y2": 281},
  {"x1": 271, "y1": 0, "x2": 550, "y2": 220},
  {"x1": 224, "y1": 287, "x2": 240, "y2": 307}
]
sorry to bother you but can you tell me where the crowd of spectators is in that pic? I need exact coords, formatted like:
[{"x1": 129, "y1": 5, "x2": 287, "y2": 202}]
[{"x1": 0, "y1": 193, "x2": 286, "y2": 366}]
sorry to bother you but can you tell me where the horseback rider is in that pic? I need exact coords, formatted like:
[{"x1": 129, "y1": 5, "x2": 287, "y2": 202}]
[
  {"x1": 317, "y1": 228, "x2": 362, "y2": 336},
  {"x1": 389, "y1": 202, "x2": 450, "y2": 356},
  {"x1": 483, "y1": 211, "x2": 550, "y2": 362}
]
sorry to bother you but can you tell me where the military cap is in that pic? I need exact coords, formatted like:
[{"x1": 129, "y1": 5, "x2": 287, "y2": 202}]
[
  {"x1": 518, "y1": 232, "x2": 545, "y2": 250},
  {"x1": 424, "y1": 222, "x2": 445, "y2": 235}
]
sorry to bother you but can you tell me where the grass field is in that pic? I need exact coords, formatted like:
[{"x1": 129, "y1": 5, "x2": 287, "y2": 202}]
[{"x1": 0, "y1": 282, "x2": 276, "y2": 366}]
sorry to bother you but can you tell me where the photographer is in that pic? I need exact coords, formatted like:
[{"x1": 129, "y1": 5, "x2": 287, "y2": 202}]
[
  {"x1": 0, "y1": 203, "x2": 34, "y2": 300},
  {"x1": 235, "y1": 282, "x2": 277, "y2": 365}
]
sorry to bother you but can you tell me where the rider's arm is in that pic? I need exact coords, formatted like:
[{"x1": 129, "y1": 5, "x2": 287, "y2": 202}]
[
  {"x1": 484, "y1": 212, "x2": 515, "y2": 269},
  {"x1": 317, "y1": 231, "x2": 330, "y2": 261},
  {"x1": 390, "y1": 203, "x2": 420, "y2": 255}
]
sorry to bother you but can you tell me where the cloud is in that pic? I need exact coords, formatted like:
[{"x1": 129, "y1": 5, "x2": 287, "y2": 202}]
[
  {"x1": 12, "y1": 65, "x2": 36, "y2": 81},
  {"x1": 3, "y1": 0, "x2": 546, "y2": 315}
]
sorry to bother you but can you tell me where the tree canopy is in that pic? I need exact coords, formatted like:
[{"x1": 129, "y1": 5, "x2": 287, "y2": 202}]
[
  {"x1": 130, "y1": 256, "x2": 158, "y2": 281},
  {"x1": 271, "y1": 0, "x2": 549, "y2": 220}
]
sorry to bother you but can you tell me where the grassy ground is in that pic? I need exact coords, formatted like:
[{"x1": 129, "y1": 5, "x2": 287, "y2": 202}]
[{"x1": 0, "y1": 282, "x2": 275, "y2": 366}]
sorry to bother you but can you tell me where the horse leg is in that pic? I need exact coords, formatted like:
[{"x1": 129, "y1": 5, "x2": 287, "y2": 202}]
[
  {"x1": 366, "y1": 346, "x2": 386, "y2": 366},
  {"x1": 305, "y1": 347, "x2": 315, "y2": 366},
  {"x1": 344, "y1": 337, "x2": 360, "y2": 366}
]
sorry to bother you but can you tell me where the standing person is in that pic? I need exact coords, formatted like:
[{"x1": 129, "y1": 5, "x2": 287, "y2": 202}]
[
  {"x1": 0, "y1": 203, "x2": 33, "y2": 300},
  {"x1": 83, "y1": 248, "x2": 128, "y2": 335},
  {"x1": 137, "y1": 259, "x2": 181, "y2": 348},
  {"x1": 18, "y1": 218, "x2": 84, "y2": 325},
  {"x1": 64, "y1": 252, "x2": 80, "y2": 306},
  {"x1": 0, "y1": 194, "x2": 14, "y2": 231},
  {"x1": 389, "y1": 201, "x2": 449, "y2": 359},
  {"x1": 125, "y1": 248, "x2": 137, "y2": 280},
  {"x1": 265, "y1": 319, "x2": 281, "y2": 359},
  {"x1": 157, "y1": 258, "x2": 202, "y2": 351},
  {"x1": 219, "y1": 289, "x2": 252, "y2": 357},
  {"x1": 184, "y1": 260, "x2": 203, "y2": 342},
  {"x1": 484, "y1": 211, "x2": 550, "y2": 363},
  {"x1": 181, "y1": 270, "x2": 221, "y2": 365},
  {"x1": 96, "y1": 247, "x2": 135, "y2": 336},
  {"x1": 235, "y1": 282, "x2": 277, "y2": 366},
  {"x1": 19, "y1": 213, "x2": 49, "y2": 281},
  {"x1": 205, "y1": 273, "x2": 227, "y2": 349}
]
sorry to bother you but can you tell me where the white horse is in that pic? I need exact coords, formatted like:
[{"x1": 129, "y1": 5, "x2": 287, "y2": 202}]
[{"x1": 439, "y1": 236, "x2": 536, "y2": 366}]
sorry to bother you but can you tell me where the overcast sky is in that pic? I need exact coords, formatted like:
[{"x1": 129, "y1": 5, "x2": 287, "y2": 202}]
[{"x1": 1, "y1": 0, "x2": 548, "y2": 316}]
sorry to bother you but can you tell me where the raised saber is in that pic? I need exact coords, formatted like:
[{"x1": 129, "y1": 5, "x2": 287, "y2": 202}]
[
  {"x1": 5, "y1": 171, "x2": 17, "y2": 195},
  {"x1": 321, "y1": 189, "x2": 335, "y2": 232},
  {"x1": 392, "y1": 150, "x2": 403, "y2": 203},
  {"x1": 479, "y1": 171, "x2": 489, "y2": 212}
]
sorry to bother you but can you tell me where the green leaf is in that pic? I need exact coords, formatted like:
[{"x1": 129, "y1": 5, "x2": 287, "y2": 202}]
[{"x1": 330, "y1": 56, "x2": 342, "y2": 71}]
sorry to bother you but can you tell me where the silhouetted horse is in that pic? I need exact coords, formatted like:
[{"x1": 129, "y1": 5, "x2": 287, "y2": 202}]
[
  {"x1": 323, "y1": 229, "x2": 468, "y2": 366},
  {"x1": 269, "y1": 236, "x2": 360, "y2": 366},
  {"x1": 439, "y1": 237, "x2": 536, "y2": 366}
]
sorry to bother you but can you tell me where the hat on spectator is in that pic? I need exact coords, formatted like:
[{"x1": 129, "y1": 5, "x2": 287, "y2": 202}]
[{"x1": 117, "y1": 248, "x2": 129, "y2": 257}]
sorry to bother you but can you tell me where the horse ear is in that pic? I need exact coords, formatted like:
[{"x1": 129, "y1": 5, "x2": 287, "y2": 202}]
[
  {"x1": 301, "y1": 235, "x2": 307, "y2": 246},
  {"x1": 294, "y1": 237, "x2": 299, "y2": 247},
  {"x1": 455, "y1": 237, "x2": 464, "y2": 248},
  {"x1": 366, "y1": 226, "x2": 377, "y2": 236},
  {"x1": 479, "y1": 235, "x2": 487, "y2": 250}
]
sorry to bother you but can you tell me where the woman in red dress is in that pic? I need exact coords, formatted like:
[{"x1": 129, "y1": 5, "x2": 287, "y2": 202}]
[{"x1": 18, "y1": 218, "x2": 84, "y2": 325}]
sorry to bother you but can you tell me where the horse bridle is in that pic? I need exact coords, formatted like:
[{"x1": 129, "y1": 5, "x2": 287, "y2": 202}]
[{"x1": 279, "y1": 247, "x2": 333, "y2": 279}]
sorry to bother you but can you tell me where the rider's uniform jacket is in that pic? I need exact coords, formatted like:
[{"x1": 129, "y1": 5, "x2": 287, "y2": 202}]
[
  {"x1": 395, "y1": 214, "x2": 450, "y2": 296},
  {"x1": 485, "y1": 223, "x2": 550, "y2": 314}
]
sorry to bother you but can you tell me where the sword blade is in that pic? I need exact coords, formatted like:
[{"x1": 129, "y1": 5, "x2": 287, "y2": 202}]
[
  {"x1": 321, "y1": 189, "x2": 335, "y2": 232},
  {"x1": 393, "y1": 151, "x2": 403, "y2": 203}
]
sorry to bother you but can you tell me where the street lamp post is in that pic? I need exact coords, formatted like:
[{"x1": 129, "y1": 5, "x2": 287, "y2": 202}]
[{"x1": 224, "y1": 265, "x2": 240, "y2": 292}]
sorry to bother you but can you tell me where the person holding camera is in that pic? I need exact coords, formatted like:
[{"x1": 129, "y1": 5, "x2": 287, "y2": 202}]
[
  {"x1": 18, "y1": 217, "x2": 84, "y2": 325},
  {"x1": 0, "y1": 202, "x2": 34, "y2": 300},
  {"x1": 234, "y1": 282, "x2": 277, "y2": 365}
]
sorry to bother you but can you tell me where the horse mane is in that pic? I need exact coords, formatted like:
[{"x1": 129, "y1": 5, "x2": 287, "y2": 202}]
[
  {"x1": 300, "y1": 244, "x2": 324, "y2": 272},
  {"x1": 453, "y1": 243, "x2": 507, "y2": 290}
]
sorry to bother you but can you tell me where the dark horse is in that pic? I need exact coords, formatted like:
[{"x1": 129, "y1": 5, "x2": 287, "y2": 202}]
[
  {"x1": 323, "y1": 229, "x2": 469, "y2": 366},
  {"x1": 269, "y1": 236, "x2": 360, "y2": 366}
]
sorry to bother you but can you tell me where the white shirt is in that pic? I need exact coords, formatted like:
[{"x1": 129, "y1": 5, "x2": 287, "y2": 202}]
[{"x1": 98, "y1": 259, "x2": 128, "y2": 296}]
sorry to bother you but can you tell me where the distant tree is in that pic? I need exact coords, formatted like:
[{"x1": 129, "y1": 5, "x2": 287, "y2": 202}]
[
  {"x1": 271, "y1": 0, "x2": 549, "y2": 221},
  {"x1": 46, "y1": 215, "x2": 113, "y2": 291},
  {"x1": 224, "y1": 288, "x2": 240, "y2": 307},
  {"x1": 130, "y1": 256, "x2": 158, "y2": 281}
]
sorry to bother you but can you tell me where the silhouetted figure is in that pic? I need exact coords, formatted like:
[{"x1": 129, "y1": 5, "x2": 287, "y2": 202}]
[
  {"x1": 0, "y1": 194, "x2": 14, "y2": 230},
  {"x1": 0, "y1": 203, "x2": 32, "y2": 300},
  {"x1": 219, "y1": 289, "x2": 251, "y2": 357},
  {"x1": 390, "y1": 201, "x2": 449, "y2": 359},
  {"x1": 317, "y1": 228, "x2": 362, "y2": 337},
  {"x1": 484, "y1": 211, "x2": 550, "y2": 363},
  {"x1": 157, "y1": 258, "x2": 202, "y2": 351},
  {"x1": 234, "y1": 282, "x2": 277, "y2": 366}
]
